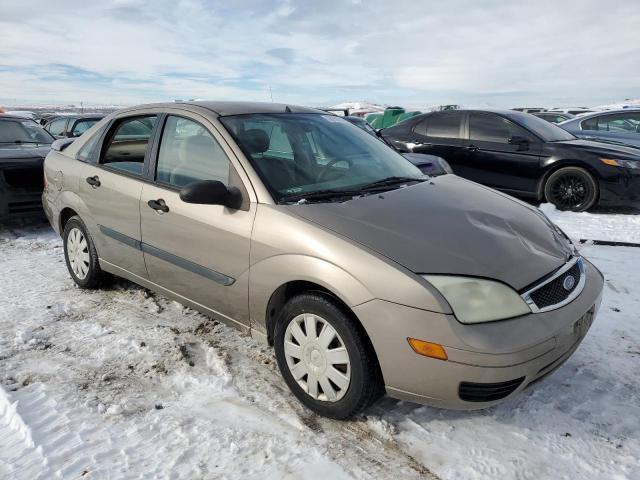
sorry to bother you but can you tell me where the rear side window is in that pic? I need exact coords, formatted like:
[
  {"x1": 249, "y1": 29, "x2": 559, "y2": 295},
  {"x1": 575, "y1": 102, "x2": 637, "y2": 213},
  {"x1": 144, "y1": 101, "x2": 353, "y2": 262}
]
[
  {"x1": 46, "y1": 118, "x2": 67, "y2": 136},
  {"x1": 469, "y1": 113, "x2": 533, "y2": 143},
  {"x1": 425, "y1": 113, "x2": 461, "y2": 139},
  {"x1": 77, "y1": 128, "x2": 104, "y2": 163},
  {"x1": 595, "y1": 113, "x2": 640, "y2": 133},
  {"x1": 155, "y1": 116, "x2": 230, "y2": 188},
  {"x1": 101, "y1": 115, "x2": 157, "y2": 175}
]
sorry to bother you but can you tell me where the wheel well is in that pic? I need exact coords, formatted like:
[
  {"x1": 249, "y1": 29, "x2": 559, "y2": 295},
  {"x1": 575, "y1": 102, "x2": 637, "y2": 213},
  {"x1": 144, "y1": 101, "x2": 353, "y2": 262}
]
[
  {"x1": 59, "y1": 207, "x2": 78, "y2": 234},
  {"x1": 265, "y1": 281, "x2": 333, "y2": 345},
  {"x1": 264, "y1": 280, "x2": 384, "y2": 385},
  {"x1": 537, "y1": 162, "x2": 600, "y2": 201}
]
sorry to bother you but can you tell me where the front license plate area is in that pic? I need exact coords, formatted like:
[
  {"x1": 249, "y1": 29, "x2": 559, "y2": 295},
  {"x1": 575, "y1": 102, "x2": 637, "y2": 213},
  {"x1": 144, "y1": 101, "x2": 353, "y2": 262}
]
[{"x1": 573, "y1": 308, "x2": 594, "y2": 339}]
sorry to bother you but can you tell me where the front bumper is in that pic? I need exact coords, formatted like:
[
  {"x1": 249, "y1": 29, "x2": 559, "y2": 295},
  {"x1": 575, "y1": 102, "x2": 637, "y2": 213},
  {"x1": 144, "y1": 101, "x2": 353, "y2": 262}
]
[
  {"x1": 598, "y1": 168, "x2": 640, "y2": 208},
  {"x1": 0, "y1": 160, "x2": 45, "y2": 221},
  {"x1": 355, "y1": 258, "x2": 604, "y2": 409}
]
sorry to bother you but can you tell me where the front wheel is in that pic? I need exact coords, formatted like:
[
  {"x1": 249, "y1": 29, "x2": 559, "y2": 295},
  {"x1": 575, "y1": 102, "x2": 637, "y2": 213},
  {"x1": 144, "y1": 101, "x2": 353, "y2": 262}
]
[
  {"x1": 544, "y1": 167, "x2": 598, "y2": 212},
  {"x1": 274, "y1": 293, "x2": 382, "y2": 419},
  {"x1": 63, "y1": 216, "x2": 110, "y2": 288}
]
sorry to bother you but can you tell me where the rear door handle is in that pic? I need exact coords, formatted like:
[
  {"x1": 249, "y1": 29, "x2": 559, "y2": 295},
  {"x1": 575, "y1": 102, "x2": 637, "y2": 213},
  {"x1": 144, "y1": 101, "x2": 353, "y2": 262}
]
[
  {"x1": 147, "y1": 199, "x2": 169, "y2": 213},
  {"x1": 465, "y1": 144, "x2": 479, "y2": 152},
  {"x1": 85, "y1": 175, "x2": 101, "y2": 187}
]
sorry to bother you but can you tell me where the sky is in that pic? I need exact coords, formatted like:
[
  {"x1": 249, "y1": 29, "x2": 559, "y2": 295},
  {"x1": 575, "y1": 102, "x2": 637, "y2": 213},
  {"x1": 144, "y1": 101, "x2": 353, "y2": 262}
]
[{"x1": 1, "y1": 0, "x2": 639, "y2": 109}]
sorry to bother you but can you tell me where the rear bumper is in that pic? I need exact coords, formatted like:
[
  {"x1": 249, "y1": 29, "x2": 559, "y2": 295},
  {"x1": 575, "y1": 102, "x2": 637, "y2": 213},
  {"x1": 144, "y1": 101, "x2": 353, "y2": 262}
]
[{"x1": 355, "y1": 259, "x2": 604, "y2": 409}]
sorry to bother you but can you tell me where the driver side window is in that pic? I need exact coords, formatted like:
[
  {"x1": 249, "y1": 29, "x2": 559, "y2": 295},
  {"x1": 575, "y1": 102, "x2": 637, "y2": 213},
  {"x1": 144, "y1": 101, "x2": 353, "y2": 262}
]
[{"x1": 155, "y1": 116, "x2": 231, "y2": 188}]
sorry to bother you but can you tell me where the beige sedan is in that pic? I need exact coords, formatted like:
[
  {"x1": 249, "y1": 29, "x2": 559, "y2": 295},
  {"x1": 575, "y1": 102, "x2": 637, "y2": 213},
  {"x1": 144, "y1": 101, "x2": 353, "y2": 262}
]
[{"x1": 43, "y1": 102, "x2": 603, "y2": 418}]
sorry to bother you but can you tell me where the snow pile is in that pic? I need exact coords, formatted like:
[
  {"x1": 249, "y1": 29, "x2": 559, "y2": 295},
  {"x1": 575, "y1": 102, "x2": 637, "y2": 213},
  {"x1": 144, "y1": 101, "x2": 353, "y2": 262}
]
[
  {"x1": 1, "y1": 218, "x2": 639, "y2": 479},
  {"x1": 540, "y1": 203, "x2": 640, "y2": 243}
]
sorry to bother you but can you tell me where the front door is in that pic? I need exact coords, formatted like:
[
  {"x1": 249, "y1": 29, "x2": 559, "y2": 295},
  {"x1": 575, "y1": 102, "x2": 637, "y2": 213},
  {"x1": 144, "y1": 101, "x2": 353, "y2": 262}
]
[
  {"x1": 460, "y1": 112, "x2": 542, "y2": 194},
  {"x1": 78, "y1": 114, "x2": 159, "y2": 278},
  {"x1": 139, "y1": 114, "x2": 255, "y2": 329}
]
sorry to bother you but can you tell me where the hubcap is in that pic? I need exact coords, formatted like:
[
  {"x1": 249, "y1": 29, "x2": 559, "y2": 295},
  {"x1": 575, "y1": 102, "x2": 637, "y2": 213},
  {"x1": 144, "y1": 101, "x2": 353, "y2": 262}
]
[
  {"x1": 284, "y1": 313, "x2": 351, "y2": 402},
  {"x1": 550, "y1": 174, "x2": 588, "y2": 209},
  {"x1": 67, "y1": 228, "x2": 90, "y2": 280}
]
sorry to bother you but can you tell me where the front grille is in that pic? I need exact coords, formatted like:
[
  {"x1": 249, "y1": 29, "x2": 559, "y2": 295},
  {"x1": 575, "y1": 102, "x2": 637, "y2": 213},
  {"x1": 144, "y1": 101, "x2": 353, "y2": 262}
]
[
  {"x1": 521, "y1": 257, "x2": 585, "y2": 313},
  {"x1": 3, "y1": 167, "x2": 44, "y2": 190},
  {"x1": 529, "y1": 262, "x2": 581, "y2": 309},
  {"x1": 459, "y1": 377, "x2": 525, "y2": 402}
]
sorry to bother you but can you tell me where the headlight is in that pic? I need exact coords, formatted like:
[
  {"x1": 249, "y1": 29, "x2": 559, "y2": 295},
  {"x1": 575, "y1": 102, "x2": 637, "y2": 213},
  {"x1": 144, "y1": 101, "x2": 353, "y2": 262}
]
[
  {"x1": 423, "y1": 275, "x2": 531, "y2": 324},
  {"x1": 601, "y1": 158, "x2": 640, "y2": 169}
]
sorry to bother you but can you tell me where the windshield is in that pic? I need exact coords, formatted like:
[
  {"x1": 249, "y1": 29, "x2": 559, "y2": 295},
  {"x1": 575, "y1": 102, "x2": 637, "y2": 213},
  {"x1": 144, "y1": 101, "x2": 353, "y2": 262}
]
[
  {"x1": 221, "y1": 113, "x2": 423, "y2": 202},
  {"x1": 511, "y1": 112, "x2": 576, "y2": 142},
  {"x1": 0, "y1": 119, "x2": 54, "y2": 144}
]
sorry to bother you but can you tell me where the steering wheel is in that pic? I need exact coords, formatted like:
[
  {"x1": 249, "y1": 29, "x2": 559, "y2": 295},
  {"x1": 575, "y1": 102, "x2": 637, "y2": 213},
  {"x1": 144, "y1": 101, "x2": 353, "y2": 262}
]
[{"x1": 316, "y1": 158, "x2": 353, "y2": 183}]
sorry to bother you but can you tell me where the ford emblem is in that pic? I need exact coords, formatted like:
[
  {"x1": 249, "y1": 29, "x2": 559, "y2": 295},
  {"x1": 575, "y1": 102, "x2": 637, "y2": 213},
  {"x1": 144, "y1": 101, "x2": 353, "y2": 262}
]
[{"x1": 563, "y1": 275, "x2": 576, "y2": 291}]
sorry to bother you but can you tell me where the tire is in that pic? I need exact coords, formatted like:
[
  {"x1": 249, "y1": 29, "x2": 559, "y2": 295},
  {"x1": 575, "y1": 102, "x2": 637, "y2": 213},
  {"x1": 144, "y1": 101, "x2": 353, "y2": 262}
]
[
  {"x1": 274, "y1": 292, "x2": 383, "y2": 419},
  {"x1": 544, "y1": 167, "x2": 598, "y2": 212},
  {"x1": 62, "y1": 216, "x2": 110, "y2": 289}
]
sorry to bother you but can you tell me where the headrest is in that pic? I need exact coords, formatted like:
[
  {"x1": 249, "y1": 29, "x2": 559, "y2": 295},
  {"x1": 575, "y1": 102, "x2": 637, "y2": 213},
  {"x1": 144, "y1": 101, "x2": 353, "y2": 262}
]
[
  {"x1": 179, "y1": 135, "x2": 216, "y2": 162},
  {"x1": 241, "y1": 129, "x2": 270, "y2": 154}
]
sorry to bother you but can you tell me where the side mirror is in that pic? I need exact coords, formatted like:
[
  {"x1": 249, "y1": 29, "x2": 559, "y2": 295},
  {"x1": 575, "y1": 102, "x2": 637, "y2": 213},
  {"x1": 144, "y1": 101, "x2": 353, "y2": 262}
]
[
  {"x1": 508, "y1": 135, "x2": 530, "y2": 145},
  {"x1": 179, "y1": 180, "x2": 242, "y2": 209}
]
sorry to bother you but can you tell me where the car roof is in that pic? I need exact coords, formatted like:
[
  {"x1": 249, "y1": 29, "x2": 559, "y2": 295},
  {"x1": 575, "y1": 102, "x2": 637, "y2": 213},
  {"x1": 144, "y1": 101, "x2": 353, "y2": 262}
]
[
  {"x1": 49, "y1": 113, "x2": 105, "y2": 120},
  {"x1": 129, "y1": 101, "x2": 326, "y2": 117},
  {"x1": 0, "y1": 114, "x2": 39, "y2": 122},
  {"x1": 560, "y1": 108, "x2": 640, "y2": 124}
]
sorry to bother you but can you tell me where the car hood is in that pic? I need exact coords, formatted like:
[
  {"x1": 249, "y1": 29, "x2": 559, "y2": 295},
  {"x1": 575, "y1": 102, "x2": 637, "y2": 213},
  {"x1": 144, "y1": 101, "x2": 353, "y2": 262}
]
[
  {"x1": 0, "y1": 144, "x2": 51, "y2": 162},
  {"x1": 554, "y1": 138, "x2": 640, "y2": 156},
  {"x1": 286, "y1": 175, "x2": 573, "y2": 290}
]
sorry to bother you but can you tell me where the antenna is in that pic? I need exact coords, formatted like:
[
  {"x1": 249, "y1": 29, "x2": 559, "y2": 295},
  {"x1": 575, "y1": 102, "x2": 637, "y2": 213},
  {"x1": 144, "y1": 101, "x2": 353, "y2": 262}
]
[{"x1": 269, "y1": 86, "x2": 274, "y2": 102}]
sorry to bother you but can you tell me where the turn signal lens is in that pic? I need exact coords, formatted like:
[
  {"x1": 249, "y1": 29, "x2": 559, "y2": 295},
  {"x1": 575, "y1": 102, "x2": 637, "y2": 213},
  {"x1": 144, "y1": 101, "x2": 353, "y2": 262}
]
[
  {"x1": 407, "y1": 338, "x2": 448, "y2": 360},
  {"x1": 600, "y1": 158, "x2": 620, "y2": 166}
]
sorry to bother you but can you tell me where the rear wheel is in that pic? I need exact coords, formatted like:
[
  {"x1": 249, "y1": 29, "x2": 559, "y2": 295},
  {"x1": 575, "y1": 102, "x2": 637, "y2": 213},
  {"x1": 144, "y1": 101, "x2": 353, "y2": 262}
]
[
  {"x1": 274, "y1": 292, "x2": 382, "y2": 419},
  {"x1": 63, "y1": 216, "x2": 110, "y2": 288},
  {"x1": 544, "y1": 167, "x2": 598, "y2": 212}
]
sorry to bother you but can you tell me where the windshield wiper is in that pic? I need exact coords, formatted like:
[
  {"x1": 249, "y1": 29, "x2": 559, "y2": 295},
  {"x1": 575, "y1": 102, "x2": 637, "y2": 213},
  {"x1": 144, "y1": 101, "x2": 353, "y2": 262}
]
[
  {"x1": 0, "y1": 140, "x2": 46, "y2": 145},
  {"x1": 280, "y1": 188, "x2": 363, "y2": 204},
  {"x1": 357, "y1": 176, "x2": 426, "y2": 192}
]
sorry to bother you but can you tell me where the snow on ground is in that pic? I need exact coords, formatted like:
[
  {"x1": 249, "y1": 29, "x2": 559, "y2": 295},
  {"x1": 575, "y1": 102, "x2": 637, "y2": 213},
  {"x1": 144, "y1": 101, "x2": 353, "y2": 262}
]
[
  {"x1": 540, "y1": 203, "x2": 640, "y2": 244},
  {"x1": 0, "y1": 212, "x2": 639, "y2": 480}
]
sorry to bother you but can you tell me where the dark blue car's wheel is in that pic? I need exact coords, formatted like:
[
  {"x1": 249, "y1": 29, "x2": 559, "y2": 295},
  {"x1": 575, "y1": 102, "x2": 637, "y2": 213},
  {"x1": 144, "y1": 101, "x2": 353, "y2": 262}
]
[{"x1": 544, "y1": 167, "x2": 598, "y2": 212}]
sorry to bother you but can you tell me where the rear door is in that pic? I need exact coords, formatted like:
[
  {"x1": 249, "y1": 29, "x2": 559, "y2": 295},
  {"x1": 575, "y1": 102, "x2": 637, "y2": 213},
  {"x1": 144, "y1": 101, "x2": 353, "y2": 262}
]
[
  {"x1": 409, "y1": 112, "x2": 466, "y2": 167},
  {"x1": 459, "y1": 112, "x2": 542, "y2": 193},
  {"x1": 139, "y1": 113, "x2": 256, "y2": 329},
  {"x1": 78, "y1": 113, "x2": 159, "y2": 279}
]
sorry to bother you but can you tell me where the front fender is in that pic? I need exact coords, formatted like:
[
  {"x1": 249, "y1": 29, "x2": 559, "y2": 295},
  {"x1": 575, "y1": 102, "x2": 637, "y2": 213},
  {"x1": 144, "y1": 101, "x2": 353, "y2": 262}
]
[{"x1": 249, "y1": 254, "x2": 374, "y2": 335}]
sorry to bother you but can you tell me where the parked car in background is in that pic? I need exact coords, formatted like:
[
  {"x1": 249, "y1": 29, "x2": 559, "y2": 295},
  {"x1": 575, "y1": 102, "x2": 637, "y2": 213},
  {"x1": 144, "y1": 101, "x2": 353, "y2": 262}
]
[
  {"x1": 549, "y1": 107, "x2": 594, "y2": 116},
  {"x1": 42, "y1": 101, "x2": 603, "y2": 418},
  {"x1": 343, "y1": 115, "x2": 452, "y2": 176},
  {"x1": 0, "y1": 115, "x2": 54, "y2": 220},
  {"x1": 558, "y1": 109, "x2": 640, "y2": 148},
  {"x1": 533, "y1": 112, "x2": 575, "y2": 124},
  {"x1": 381, "y1": 109, "x2": 640, "y2": 211},
  {"x1": 512, "y1": 107, "x2": 546, "y2": 114},
  {"x1": 44, "y1": 113, "x2": 105, "y2": 139}
]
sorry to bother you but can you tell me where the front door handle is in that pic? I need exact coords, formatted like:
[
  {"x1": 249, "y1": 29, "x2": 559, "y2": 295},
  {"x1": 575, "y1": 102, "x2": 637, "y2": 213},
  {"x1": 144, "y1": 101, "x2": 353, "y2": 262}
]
[
  {"x1": 85, "y1": 175, "x2": 101, "y2": 188},
  {"x1": 465, "y1": 144, "x2": 479, "y2": 152},
  {"x1": 147, "y1": 199, "x2": 169, "y2": 213}
]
